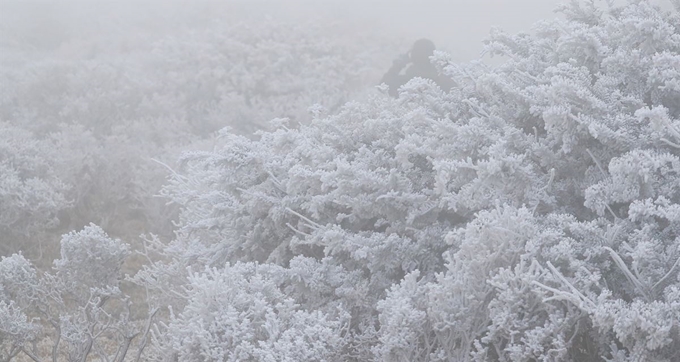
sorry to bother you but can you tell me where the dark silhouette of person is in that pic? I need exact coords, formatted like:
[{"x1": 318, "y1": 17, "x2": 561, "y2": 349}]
[{"x1": 381, "y1": 38, "x2": 454, "y2": 97}]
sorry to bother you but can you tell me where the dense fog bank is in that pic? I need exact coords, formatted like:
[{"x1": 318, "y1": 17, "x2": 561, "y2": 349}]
[{"x1": 1, "y1": 1, "x2": 679, "y2": 361}]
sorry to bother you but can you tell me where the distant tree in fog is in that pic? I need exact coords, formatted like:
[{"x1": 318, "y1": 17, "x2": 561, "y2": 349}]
[
  {"x1": 0, "y1": 12, "x2": 396, "y2": 256},
  {"x1": 0, "y1": 123, "x2": 70, "y2": 258}
]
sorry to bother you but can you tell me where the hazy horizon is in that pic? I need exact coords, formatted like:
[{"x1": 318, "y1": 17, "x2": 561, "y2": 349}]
[{"x1": 4, "y1": 0, "x2": 673, "y2": 63}]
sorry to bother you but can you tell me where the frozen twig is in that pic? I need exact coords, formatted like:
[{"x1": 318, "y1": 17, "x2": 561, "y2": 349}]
[
  {"x1": 603, "y1": 247, "x2": 650, "y2": 301},
  {"x1": 133, "y1": 307, "x2": 159, "y2": 362}
]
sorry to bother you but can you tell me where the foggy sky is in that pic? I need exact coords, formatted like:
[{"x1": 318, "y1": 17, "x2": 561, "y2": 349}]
[{"x1": 0, "y1": 0, "x2": 675, "y2": 63}]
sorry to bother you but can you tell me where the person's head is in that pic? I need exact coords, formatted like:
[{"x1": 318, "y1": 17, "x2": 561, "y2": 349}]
[{"x1": 410, "y1": 38, "x2": 436, "y2": 66}]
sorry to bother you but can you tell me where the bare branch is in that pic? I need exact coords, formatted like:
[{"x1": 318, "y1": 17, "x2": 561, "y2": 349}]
[
  {"x1": 20, "y1": 347, "x2": 44, "y2": 362},
  {"x1": 652, "y1": 255, "x2": 680, "y2": 294}
]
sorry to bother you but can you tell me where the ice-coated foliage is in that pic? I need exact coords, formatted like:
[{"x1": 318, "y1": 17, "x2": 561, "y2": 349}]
[
  {"x1": 1, "y1": 17, "x2": 391, "y2": 138},
  {"x1": 0, "y1": 9, "x2": 396, "y2": 252},
  {"x1": 0, "y1": 224, "x2": 156, "y2": 362},
  {"x1": 0, "y1": 300, "x2": 39, "y2": 360},
  {"x1": 151, "y1": 262, "x2": 348, "y2": 362},
  {"x1": 0, "y1": 123, "x2": 71, "y2": 257},
  {"x1": 0, "y1": 254, "x2": 40, "y2": 360},
  {"x1": 144, "y1": 19, "x2": 393, "y2": 136},
  {"x1": 54, "y1": 223, "x2": 130, "y2": 292},
  {"x1": 2, "y1": 1, "x2": 679, "y2": 361},
  {"x1": 376, "y1": 2, "x2": 679, "y2": 361},
  {"x1": 140, "y1": 1, "x2": 679, "y2": 361}
]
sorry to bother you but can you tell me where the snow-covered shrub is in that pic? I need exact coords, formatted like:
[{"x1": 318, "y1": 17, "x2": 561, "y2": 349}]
[
  {"x1": 0, "y1": 9, "x2": 396, "y2": 244},
  {"x1": 0, "y1": 123, "x2": 71, "y2": 258},
  {"x1": 1, "y1": 11, "x2": 394, "y2": 137},
  {"x1": 0, "y1": 224, "x2": 156, "y2": 361},
  {"x1": 2, "y1": 0, "x2": 677, "y2": 361},
  {"x1": 0, "y1": 253, "x2": 40, "y2": 360},
  {"x1": 150, "y1": 262, "x2": 348, "y2": 362},
  {"x1": 375, "y1": 2, "x2": 680, "y2": 361},
  {"x1": 144, "y1": 19, "x2": 394, "y2": 136},
  {"x1": 143, "y1": 1, "x2": 679, "y2": 361},
  {"x1": 0, "y1": 300, "x2": 40, "y2": 361},
  {"x1": 377, "y1": 202, "x2": 680, "y2": 361}
]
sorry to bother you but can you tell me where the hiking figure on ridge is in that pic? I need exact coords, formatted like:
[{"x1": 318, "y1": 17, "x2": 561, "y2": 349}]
[{"x1": 380, "y1": 38, "x2": 454, "y2": 97}]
